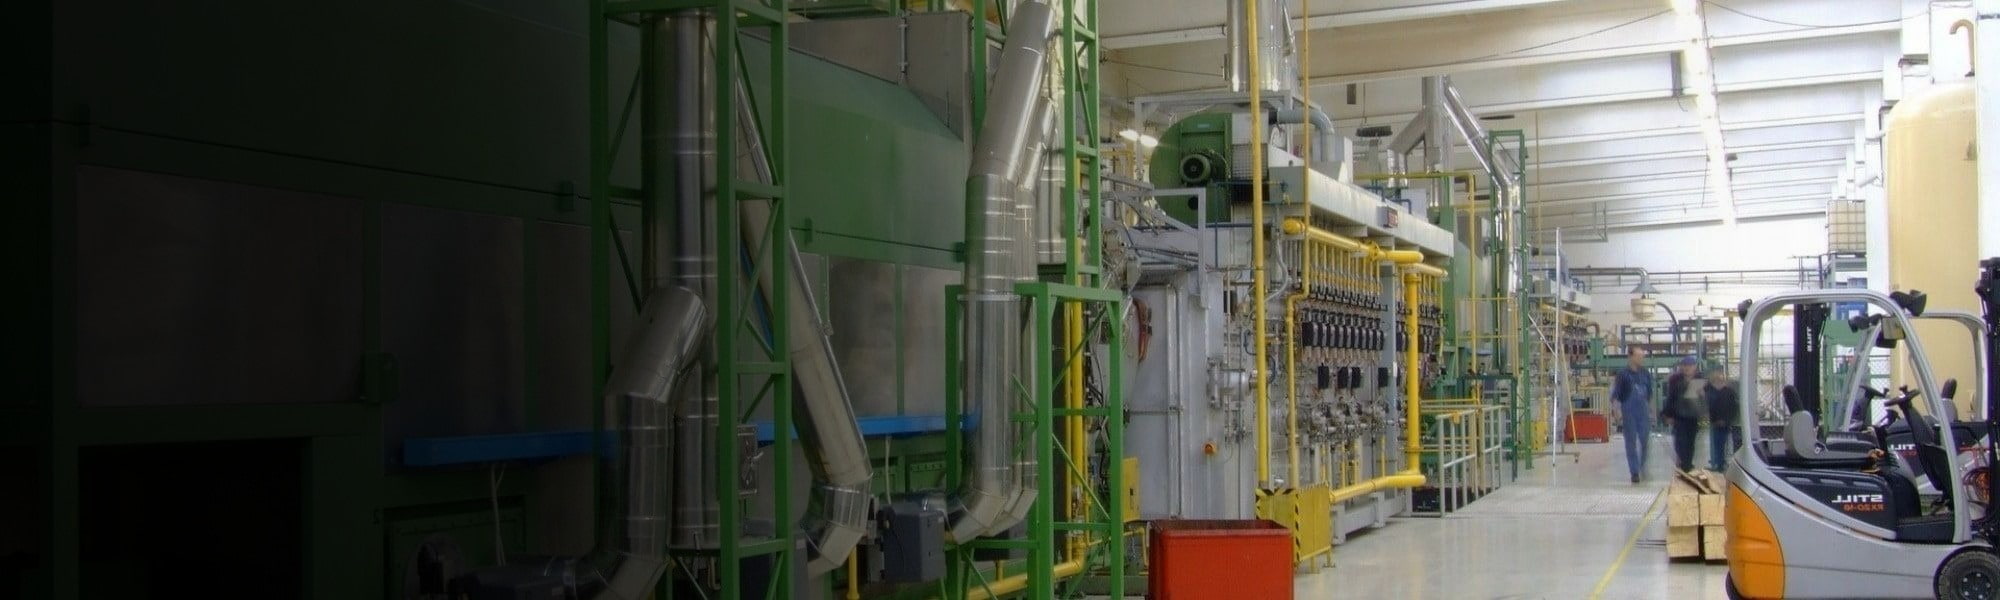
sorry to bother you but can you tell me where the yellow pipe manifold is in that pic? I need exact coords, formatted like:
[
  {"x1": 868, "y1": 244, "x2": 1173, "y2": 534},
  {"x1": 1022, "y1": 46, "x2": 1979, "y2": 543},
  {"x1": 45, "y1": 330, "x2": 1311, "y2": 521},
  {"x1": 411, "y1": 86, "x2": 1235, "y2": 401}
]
[
  {"x1": 1279, "y1": 219, "x2": 1439, "y2": 503},
  {"x1": 1279, "y1": 218, "x2": 1447, "y2": 277},
  {"x1": 1327, "y1": 271, "x2": 1435, "y2": 503}
]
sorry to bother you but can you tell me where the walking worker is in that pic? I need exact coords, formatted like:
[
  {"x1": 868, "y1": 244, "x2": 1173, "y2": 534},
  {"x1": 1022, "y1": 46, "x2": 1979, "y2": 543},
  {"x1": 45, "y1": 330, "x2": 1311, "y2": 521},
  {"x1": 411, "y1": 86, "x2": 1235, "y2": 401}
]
[
  {"x1": 1610, "y1": 347, "x2": 1654, "y2": 483},
  {"x1": 1661, "y1": 355, "x2": 1703, "y2": 472},
  {"x1": 1705, "y1": 367, "x2": 1742, "y2": 471}
]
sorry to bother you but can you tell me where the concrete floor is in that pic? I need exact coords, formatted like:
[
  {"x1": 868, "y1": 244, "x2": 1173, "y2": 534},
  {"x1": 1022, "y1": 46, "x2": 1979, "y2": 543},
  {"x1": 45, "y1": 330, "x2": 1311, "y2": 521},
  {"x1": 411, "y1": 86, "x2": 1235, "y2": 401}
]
[{"x1": 1292, "y1": 432, "x2": 1729, "y2": 599}]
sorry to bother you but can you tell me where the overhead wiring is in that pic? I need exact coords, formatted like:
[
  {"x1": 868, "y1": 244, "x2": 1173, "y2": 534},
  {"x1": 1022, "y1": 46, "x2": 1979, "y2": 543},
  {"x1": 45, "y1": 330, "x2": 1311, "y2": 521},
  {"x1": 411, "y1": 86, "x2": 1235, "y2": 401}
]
[
  {"x1": 1703, "y1": 0, "x2": 1926, "y2": 29},
  {"x1": 1462, "y1": 9, "x2": 1671, "y2": 64},
  {"x1": 1103, "y1": 58, "x2": 1224, "y2": 79}
]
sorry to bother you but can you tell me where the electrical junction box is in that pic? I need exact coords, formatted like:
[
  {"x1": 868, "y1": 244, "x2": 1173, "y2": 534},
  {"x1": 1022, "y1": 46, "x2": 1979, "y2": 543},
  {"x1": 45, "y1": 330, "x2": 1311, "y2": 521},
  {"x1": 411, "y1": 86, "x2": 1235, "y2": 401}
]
[{"x1": 880, "y1": 499, "x2": 945, "y2": 582}]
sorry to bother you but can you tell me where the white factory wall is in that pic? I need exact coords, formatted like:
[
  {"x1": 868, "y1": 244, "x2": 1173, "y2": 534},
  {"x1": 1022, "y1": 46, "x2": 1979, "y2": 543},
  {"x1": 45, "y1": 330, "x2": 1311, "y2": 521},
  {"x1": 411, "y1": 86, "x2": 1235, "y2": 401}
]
[{"x1": 1561, "y1": 216, "x2": 1826, "y2": 336}]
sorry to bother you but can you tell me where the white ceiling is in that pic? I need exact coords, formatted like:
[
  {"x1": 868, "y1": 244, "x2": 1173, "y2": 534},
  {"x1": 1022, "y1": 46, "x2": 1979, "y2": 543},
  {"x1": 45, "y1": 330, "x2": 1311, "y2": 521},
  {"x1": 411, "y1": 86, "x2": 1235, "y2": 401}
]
[{"x1": 1100, "y1": 0, "x2": 1922, "y2": 234}]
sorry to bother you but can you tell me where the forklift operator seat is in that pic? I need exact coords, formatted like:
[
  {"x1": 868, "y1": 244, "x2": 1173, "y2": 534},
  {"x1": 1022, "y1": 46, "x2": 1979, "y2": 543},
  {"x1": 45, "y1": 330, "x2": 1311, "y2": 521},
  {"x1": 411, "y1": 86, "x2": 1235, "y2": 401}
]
[
  {"x1": 1890, "y1": 391, "x2": 1957, "y2": 503},
  {"x1": 1783, "y1": 410, "x2": 1876, "y2": 468}
]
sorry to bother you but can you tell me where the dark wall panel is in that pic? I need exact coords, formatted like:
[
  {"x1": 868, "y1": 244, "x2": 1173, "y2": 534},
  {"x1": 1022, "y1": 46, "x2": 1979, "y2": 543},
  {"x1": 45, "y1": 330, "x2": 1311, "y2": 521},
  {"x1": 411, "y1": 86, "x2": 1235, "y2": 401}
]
[
  {"x1": 50, "y1": 0, "x2": 597, "y2": 196},
  {"x1": 74, "y1": 166, "x2": 365, "y2": 406},
  {"x1": 381, "y1": 203, "x2": 525, "y2": 454}
]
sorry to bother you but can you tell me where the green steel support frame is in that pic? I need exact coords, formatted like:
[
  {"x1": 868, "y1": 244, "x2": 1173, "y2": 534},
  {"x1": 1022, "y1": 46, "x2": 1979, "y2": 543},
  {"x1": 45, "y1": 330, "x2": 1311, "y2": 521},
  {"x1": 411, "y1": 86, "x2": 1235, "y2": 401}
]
[
  {"x1": 1485, "y1": 129, "x2": 1530, "y2": 476},
  {"x1": 943, "y1": 1, "x2": 1121, "y2": 598},
  {"x1": 593, "y1": 1, "x2": 793, "y2": 598},
  {"x1": 940, "y1": 282, "x2": 1125, "y2": 600}
]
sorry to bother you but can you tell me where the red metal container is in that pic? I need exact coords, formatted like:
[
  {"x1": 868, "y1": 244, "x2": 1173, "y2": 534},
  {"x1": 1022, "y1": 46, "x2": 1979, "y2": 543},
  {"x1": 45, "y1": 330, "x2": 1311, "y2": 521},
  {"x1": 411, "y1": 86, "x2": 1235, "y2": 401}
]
[
  {"x1": 1147, "y1": 519, "x2": 1293, "y2": 600},
  {"x1": 1566, "y1": 412, "x2": 1610, "y2": 443}
]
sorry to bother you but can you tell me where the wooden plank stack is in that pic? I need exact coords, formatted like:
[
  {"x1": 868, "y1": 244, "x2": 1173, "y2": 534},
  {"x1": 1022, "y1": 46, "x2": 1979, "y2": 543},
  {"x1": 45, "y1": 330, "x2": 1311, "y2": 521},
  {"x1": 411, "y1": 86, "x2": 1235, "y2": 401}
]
[{"x1": 1666, "y1": 470, "x2": 1727, "y2": 561}]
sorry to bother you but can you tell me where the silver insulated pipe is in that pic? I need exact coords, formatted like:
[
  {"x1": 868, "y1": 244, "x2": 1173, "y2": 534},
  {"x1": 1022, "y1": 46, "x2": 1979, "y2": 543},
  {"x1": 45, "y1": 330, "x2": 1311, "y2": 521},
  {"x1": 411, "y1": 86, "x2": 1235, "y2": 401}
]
[
  {"x1": 1225, "y1": 0, "x2": 1293, "y2": 93},
  {"x1": 729, "y1": 74, "x2": 874, "y2": 574},
  {"x1": 587, "y1": 286, "x2": 709, "y2": 599},
  {"x1": 950, "y1": 0, "x2": 1055, "y2": 543},
  {"x1": 651, "y1": 7, "x2": 876, "y2": 571},
  {"x1": 655, "y1": 11, "x2": 725, "y2": 551}
]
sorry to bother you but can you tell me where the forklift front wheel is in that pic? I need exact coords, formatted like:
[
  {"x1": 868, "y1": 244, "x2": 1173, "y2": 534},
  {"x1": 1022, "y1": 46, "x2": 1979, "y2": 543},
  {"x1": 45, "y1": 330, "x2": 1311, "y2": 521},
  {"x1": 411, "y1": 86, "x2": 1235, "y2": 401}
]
[{"x1": 1937, "y1": 549, "x2": 2000, "y2": 600}]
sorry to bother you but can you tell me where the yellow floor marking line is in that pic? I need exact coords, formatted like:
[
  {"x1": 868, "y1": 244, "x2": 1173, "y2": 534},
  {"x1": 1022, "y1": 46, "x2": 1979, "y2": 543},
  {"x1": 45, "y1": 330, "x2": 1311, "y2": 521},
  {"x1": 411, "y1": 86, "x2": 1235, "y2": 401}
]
[{"x1": 1589, "y1": 488, "x2": 1668, "y2": 600}]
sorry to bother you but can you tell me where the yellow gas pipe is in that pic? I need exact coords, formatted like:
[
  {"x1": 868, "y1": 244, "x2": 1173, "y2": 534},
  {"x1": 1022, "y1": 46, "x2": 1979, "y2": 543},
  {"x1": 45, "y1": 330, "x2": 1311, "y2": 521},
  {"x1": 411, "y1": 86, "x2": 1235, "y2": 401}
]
[
  {"x1": 962, "y1": 558, "x2": 1086, "y2": 600},
  {"x1": 1400, "y1": 271, "x2": 1424, "y2": 470},
  {"x1": 1248, "y1": 0, "x2": 1272, "y2": 488},
  {"x1": 1065, "y1": 283, "x2": 1085, "y2": 562},
  {"x1": 846, "y1": 553, "x2": 861, "y2": 600}
]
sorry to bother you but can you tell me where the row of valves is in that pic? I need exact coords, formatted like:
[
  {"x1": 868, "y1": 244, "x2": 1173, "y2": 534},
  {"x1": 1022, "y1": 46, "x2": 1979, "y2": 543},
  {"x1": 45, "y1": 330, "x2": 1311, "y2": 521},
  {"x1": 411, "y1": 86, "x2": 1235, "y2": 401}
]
[
  {"x1": 1406, "y1": 302, "x2": 1442, "y2": 355},
  {"x1": 1310, "y1": 364, "x2": 1387, "y2": 391},
  {"x1": 1299, "y1": 308, "x2": 1388, "y2": 352},
  {"x1": 1300, "y1": 309, "x2": 1443, "y2": 354},
  {"x1": 1299, "y1": 399, "x2": 1395, "y2": 443},
  {"x1": 1304, "y1": 281, "x2": 1385, "y2": 312}
]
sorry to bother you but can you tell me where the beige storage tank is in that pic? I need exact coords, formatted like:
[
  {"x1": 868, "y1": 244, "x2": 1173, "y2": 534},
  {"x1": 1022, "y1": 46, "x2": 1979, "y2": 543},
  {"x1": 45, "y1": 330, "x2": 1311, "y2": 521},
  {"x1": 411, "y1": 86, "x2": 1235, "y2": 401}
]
[{"x1": 1885, "y1": 80, "x2": 1980, "y2": 417}]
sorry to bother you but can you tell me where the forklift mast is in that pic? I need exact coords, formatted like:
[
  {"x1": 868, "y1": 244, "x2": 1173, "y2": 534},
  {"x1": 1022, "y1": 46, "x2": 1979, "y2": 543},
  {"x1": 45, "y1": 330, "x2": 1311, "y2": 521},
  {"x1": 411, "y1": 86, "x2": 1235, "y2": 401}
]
[
  {"x1": 1796, "y1": 302, "x2": 1829, "y2": 424},
  {"x1": 1978, "y1": 257, "x2": 2000, "y2": 543}
]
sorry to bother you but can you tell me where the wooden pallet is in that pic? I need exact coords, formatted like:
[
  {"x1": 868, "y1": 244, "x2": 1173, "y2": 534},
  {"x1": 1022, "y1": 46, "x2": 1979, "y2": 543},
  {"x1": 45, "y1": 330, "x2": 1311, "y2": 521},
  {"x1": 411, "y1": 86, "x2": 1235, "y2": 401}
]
[{"x1": 1666, "y1": 470, "x2": 1727, "y2": 561}]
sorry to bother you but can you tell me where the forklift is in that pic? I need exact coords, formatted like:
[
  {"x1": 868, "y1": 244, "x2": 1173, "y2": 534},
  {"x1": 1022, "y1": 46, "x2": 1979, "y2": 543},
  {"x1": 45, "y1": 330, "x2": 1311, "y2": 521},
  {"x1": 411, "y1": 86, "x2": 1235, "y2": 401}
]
[
  {"x1": 1825, "y1": 309, "x2": 1992, "y2": 498},
  {"x1": 1724, "y1": 258, "x2": 2000, "y2": 599}
]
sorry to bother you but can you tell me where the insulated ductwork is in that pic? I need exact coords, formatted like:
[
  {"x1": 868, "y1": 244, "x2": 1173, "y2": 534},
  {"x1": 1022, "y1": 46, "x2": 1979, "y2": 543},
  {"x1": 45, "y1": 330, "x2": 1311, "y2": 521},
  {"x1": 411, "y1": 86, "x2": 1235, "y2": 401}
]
[
  {"x1": 1029, "y1": 94, "x2": 1067, "y2": 265},
  {"x1": 951, "y1": 0, "x2": 1055, "y2": 543},
  {"x1": 654, "y1": 11, "x2": 724, "y2": 551},
  {"x1": 586, "y1": 285, "x2": 710, "y2": 599},
  {"x1": 648, "y1": 5, "x2": 876, "y2": 573},
  {"x1": 1270, "y1": 106, "x2": 1332, "y2": 141},
  {"x1": 730, "y1": 76, "x2": 875, "y2": 573},
  {"x1": 1271, "y1": 105, "x2": 1338, "y2": 175},
  {"x1": 1009, "y1": 93, "x2": 1055, "y2": 523},
  {"x1": 1438, "y1": 77, "x2": 1518, "y2": 188},
  {"x1": 439, "y1": 287, "x2": 699, "y2": 597},
  {"x1": 776, "y1": 235, "x2": 875, "y2": 575},
  {"x1": 1225, "y1": 0, "x2": 1295, "y2": 93}
]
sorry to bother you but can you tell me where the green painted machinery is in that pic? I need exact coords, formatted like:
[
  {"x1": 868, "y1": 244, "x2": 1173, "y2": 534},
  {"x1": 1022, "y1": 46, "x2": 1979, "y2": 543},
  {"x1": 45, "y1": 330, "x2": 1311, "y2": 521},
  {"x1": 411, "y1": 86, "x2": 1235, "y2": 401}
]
[{"x1": 1146, "y1": 112, "x2": 1237, "y2": 225}]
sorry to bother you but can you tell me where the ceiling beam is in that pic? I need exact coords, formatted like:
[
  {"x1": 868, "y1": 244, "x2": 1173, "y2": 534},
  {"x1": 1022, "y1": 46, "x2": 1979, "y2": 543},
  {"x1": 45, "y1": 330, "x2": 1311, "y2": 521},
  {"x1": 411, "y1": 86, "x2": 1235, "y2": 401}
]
[
  {"x1": 1539, "y1": 192, "x2": 1827, "y2": 220},
  {"x1": 1531, "y1": 159, "x2": 1846, "y2": 189},
  {"x1": 1535, "y1": 208, "x2": 1822, "y2": 234},
  {"x1": 1316, "y1": 22, "x2": 1897, "y2": 85},
  {"x1": 1530, "y1": 138, "x2": 1853, "y2": 170},
  {"x1": 1102, "y1": 0, "x2": 1577, "y2": 50},
  {"x1": 1529, "y1": 113, "x2": 1862, "y2": 148},
  {"x1": 1532, "y1": 176, "x2": 1836, "y2": 208},
  {"x1": 1332, "y1": 74, "x2": 1874, "y2": 128}
]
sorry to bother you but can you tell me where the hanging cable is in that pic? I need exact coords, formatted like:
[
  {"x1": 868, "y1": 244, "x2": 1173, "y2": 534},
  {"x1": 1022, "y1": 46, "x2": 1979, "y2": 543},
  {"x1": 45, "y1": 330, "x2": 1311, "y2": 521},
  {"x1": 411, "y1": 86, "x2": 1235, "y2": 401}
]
[{"x1": 1703, "y1": 1, "x2": 1924, "y2": 29}]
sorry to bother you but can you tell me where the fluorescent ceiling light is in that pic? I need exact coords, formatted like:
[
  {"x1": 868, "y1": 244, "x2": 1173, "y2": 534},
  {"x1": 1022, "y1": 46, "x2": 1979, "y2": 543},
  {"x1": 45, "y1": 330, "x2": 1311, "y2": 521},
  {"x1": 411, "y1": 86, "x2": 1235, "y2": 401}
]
[
  {"x1": 1118, "y1": 128, "x2": 1141, "y2": 142},
  {"x1": 1670, "y1": 0, "x2": 1734, "y2": 226},
  {"x1": 1138, "y1": 134, "x2": 1160, "y2": 148}
]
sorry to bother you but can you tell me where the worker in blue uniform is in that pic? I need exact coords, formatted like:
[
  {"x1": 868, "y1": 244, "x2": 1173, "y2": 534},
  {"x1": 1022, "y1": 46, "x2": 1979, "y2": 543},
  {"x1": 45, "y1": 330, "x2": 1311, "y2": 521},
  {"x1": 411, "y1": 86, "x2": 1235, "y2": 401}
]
[{"x1": 1609, "y1": 347, "x2": 1654, "y2": 483}]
